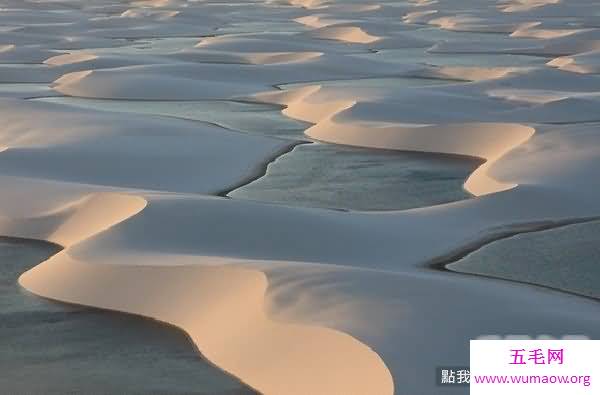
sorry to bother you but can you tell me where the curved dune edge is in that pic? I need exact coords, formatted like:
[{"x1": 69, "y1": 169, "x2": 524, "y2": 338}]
[
  {"x1": 295, "y1": 15, "x2": 345, "y2": 28},
  {"x1": 0, "y1": 193, "x2": 147, "y2": 246},
  {"x1": 120, "y1": 8, "x2": 179, "y2": 19},
  {"x1": 44, "y1": 52, "x2": 98, "y2": 66},
  {"x1": 308, "y1": 25, "x2": 381, "y2": 44},
  {"x1": 288, "y1": 0, "x2": 328, "y2": 9},
  {"x1": 180, "y1": 47, "x2": 324, "y2": 65},
  {"x1": 500, "y1": 0, "x2": 560, "y2": 13},
  {"x1": 0, "y1": 44, "x2": 16, "y2": 53},
  {"x1": 510, "y1": 23, "x2": 581, "y2": 39},
  {"x1": 11, "y1": 191, "x2": 393, "y2": 395},
  {"x1": 547, "y1": 51, "x2": 600, "y2": 74},
  {"x1": 242, "y1": 51, "x2": 323, "y2": 65},
  {"x1": 255, "y1": 86, "x2": 535, "y2": 196},
  {"x1": 53, "y1": 70, "x2": 94, "y2": 87},
  {"x1": 19, "y1": 253, "x2": 394, "y2": 395},
  {"x1": 422, "y1": 66, "x2": 520, "y2": 82},
  {"x1": 307, "y1": 120, "x2": 535, "y2": 196}
]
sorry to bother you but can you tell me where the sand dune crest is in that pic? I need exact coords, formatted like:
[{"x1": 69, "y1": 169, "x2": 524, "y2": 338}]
[{"x1": 19, "y1": 253, "x2": 394, "y2": 395}]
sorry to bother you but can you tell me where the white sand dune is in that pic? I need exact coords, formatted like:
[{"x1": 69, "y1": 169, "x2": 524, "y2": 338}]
[
  {"x1": 3, "y1": 0, "x2": 600, "y2": 394},
  {"x1": 295, "y1": 15, "x2": 346, "y2": 28},
  {"x1": 307, "y1": 121, "x2": 535, "y2": 195},
  {"x1": 0, "y1": 45, "x2": 57, "y2": 63},
  {"x1": 51, "y1": 56, "x2": 420, "y2": 100},
  {"x1": 8, "y1": 178, "x2": 600, "y2": 394},
  {"x1": 510, "y1": 22, "x2": 582, "y2": 39},
  {"x1": 21, "y1": 253, "x2": 393, "y2": 395},
  {"x1": 288, "y1": 0, "x2": 329, "y2": 9},
  {"x1": 44, "y1": 53, "x2": 99, "y2": 66},
  {"x1": 256, "y1": 84, "x2": 536, "y2": 195},
  {"x1": 307, "y1": 25, "x2": 381, "y2": 44},
  {"x1": 420, "y1": 65, "x2": 519, "y2": 81},
  {"x1": 0, "y1": 99, "x2": 290, "y2": 194},
  {"x1": 501, "y1": 0, "x2": 560, "y2": 13},
  {"x1": 167, "y1": 49, "x2": 323, "y2": 65},
  {"x1": 548, "y1": 50, "x2": 600, "y2": 73}
]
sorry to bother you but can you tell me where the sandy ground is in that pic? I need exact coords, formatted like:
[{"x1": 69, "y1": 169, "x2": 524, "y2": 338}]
[{"x1": 2, "y1": 0, "x2": 600, "y2": 394}]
